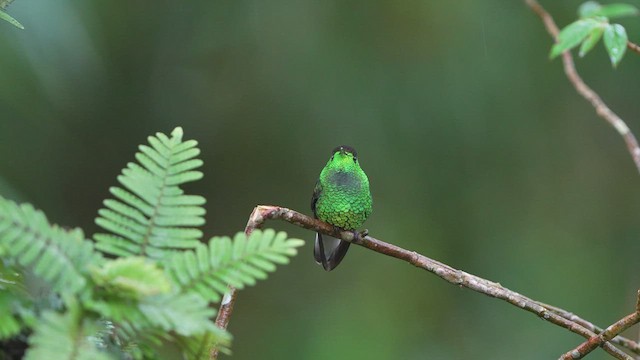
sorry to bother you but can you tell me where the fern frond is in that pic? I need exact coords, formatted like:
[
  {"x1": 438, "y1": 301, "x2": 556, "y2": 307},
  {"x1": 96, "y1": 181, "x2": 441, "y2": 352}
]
[
  {"x1": 139, "y1": 293, "x2": 218, "y2": 336},
  {"x1": 88, "y1": 319, "x2": 160, "y2": 360},
  {"x1": 25, "y1": 309, "x2": 113, "y2": 360},
  {"x1": 94, "y1": 127, "x2": 206, "y2": 260},
  {"x1": 86, "y1": 292, "x2": 219, "y2": 340},
  {"x1": 0, "y1": 195, "x2": 102, "y2": 294},
  {"x1": 0, "y1": 291, "x2": 22, "y2": 339},
  {"x1": 165, "y1": 229, "x2": 304, "y2": 303},
  {"x1": 90, "y1": 257, "x2": 171, "y2": 299}
]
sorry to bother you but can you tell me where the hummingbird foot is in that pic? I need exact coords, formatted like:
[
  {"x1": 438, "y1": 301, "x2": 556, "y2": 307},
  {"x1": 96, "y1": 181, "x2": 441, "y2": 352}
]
[{"x1": 349, "y1": 229, "x2": 368, "y2": 242}]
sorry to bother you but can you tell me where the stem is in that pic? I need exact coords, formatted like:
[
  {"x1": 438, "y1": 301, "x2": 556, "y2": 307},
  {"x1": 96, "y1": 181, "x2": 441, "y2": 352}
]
[
  {"x1": 541, "y1": 302, "x2": 640, "y2": 354},
  {"x1": 628, "y1": 42, "x2": 640, "y2": 56},
  {"x1": 561, "y1": 293, "x2": 640, "y2": 359},
  {"x1": 210, "y1": 211, "x2": 262, "y2": 359}
]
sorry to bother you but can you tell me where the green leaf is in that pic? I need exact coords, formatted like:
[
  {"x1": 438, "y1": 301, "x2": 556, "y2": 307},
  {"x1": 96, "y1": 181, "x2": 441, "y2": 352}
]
[
  {"x1": 579, "y1": 1, "x2": 602, "y2": 18},
  {"x1": 592, "y1": 3, "x2": 639, "y2": 18},
  {"x1": 180, "y1": 331, "x2": 232, "y2": 360},
  {"x1": 91, "y1": 257, "x2": 172, "y2": 299},
  {"x1": 139, "y1": 293, "x2": 217, "y2": 336},
  {"x1": 603, "y1": 23, "x2": 628, "y2": 67},
  {"x1": 579, "y1": 25, "x2": 605, "y2": 57},
  {"x1": 0, "y1": 196, "x2": 103, "y2": 294},
  {"x1": 165, "y1": 229, "x2": 304, "y2": 303},
  {"x1": 0, "y1": 9, "x2": 23, "y2": 29},
  {"x1": 94, "y1": 127, "x2": 206, "y2": 259},
  {"x1": 25, "y1": 310, "x2": 113, "y2": 360},
  {"x1": 0, "y1": 291, "x2": 22, "y2": 338},
  {"x1": 0, "y1": 259, "x2": 30, "y2": 339},
  {"x1": 550, "y1": 19, "x2": 600, "y2": 59}
]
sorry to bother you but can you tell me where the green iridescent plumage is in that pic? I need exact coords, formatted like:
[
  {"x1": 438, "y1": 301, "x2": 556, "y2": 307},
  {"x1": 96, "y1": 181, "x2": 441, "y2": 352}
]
[{"x1": 311, "y1": 145, "x2": 372, "y2": 271}]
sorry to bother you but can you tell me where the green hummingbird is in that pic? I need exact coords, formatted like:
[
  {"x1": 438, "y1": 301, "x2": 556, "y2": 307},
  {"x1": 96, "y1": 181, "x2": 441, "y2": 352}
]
[{"x1": 311, "y1": 145, "x2": 372, "y2": 271}]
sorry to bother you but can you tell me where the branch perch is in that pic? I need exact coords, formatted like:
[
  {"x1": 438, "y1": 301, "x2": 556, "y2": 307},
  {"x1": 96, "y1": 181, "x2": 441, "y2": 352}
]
[
  {"x1": 526, "y1": 0, "x2": 640, "y2": 174},
  {"x1": 212, "y1": 205, "x2": 639, "y2": 360}
]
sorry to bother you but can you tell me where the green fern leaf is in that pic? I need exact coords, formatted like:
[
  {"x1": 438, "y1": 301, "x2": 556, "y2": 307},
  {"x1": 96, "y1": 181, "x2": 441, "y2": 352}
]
[
  {"x1": 91, "y1": 257, "x2": 172, "y2": 299},
  {"x1": 0, "y1": 259, "x2": 30, "y2": 339},
  {"x1": 94, "y1": 127, "x2": 206, "y2": 259},
  {"x1": 86, "y1": 292, "x2": 220, "y2": 339},
  {"x1": 139, "y1": 293, "x2": 217, "y2": 336},
  {"x1": 0, "y1": 291, "x2": 22, "y2": 338},
  {"x1": 25, "y1": 309, "x2": 113, "y2": 360},
  {"x1": 0, "y1": 196, "x2": 102, "y2": 294},
  {"x1": 165, "y1": 229, "x2": 304, "y2": 303}
]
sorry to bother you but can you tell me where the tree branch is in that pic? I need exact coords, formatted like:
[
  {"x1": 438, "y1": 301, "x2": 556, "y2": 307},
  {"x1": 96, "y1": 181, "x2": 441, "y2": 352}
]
[
  {"x1": 526, "y1": 0, "x2": 640, "y2": 175},
  {"x1": 541, "y1": 302, "x2": 640, "y2": 354},
  {"x1": 211, "y1": 205, "x2": 637, "y2": 359},
  {"x1": 561, "y1": 293, "x2": 640, "y2": 359},
  {"x1": 561, "y1": 311, "x2": 640, "y2": 359},
  {"x1": 209, "y1": 288, "x2": 238, "y2": 359},
  {"x1": 628, "y1": 42, "x2": 640, "y2": 56}
]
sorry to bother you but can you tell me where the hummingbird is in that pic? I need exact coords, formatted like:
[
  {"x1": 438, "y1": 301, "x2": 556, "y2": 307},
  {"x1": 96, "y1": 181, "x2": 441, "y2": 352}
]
[{"x1": 311, "y1": 145, "x2": 372, "y2": 271}]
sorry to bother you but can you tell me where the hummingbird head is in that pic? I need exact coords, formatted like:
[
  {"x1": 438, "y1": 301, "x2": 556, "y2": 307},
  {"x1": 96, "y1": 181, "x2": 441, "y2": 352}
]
[{"x1": 329, "y1": 145, "x2": 358, "y2": 167}]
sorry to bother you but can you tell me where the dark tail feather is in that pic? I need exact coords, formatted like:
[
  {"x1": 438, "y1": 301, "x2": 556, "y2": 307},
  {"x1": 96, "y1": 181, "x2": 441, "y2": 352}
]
[
  {"x1": 314, "y1": 233, "x2": 324, "y2": 265},
  {"x1": 314, "y1": 233, "x2": 351, "y2": 271}
]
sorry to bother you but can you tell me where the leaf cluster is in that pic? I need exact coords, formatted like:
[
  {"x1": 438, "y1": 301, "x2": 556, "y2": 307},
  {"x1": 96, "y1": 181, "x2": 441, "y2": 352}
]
[
  {"x1": 549, "y1": 1, "x2": 638, "y2": 67},
  {"x1": 0, "y1": 127, "x2": 304, "y2": 359}
]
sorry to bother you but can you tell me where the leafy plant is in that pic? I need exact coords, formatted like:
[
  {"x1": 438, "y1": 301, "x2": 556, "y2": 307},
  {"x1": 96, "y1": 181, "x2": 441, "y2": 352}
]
[
  {"x1": 0, "y1": 127, "x2": 304, "y2": 359},
  {"x1": 549, "y1": 1, "x2": 638, "y2": 67}
]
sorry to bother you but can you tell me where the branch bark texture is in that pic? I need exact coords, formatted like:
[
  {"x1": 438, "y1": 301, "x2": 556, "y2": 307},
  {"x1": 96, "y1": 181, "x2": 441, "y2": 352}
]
[{"x1": 212, "y1": 205, "x2": 639, "y2": 360}]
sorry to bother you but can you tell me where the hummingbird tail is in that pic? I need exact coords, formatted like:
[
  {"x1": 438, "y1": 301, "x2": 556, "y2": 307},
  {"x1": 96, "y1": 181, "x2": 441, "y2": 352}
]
[{"x1": 314, "y1": 233, "x2": 351, "y2": 271}]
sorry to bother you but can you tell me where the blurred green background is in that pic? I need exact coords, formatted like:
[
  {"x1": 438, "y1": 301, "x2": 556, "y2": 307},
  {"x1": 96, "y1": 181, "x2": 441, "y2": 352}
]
[{"x1": 2, "y1": 0, "x2": 640, "y2": 359}]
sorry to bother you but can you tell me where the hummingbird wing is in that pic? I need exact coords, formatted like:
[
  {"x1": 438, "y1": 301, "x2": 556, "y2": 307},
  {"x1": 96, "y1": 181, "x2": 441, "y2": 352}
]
[{"x1": 311, "y1": 180, "x2": 350, "y2": 271}]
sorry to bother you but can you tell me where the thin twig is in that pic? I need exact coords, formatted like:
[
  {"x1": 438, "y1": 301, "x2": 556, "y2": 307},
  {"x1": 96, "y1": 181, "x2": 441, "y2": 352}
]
[
  {"x1": 209, "y1": 289, "x2": 238, "y2": 359},
  {"x1": 211, "y1": 205, "x2": 635, "y2": 360},
  {"x1": 210, "y1": 212, "x2": 264, "y2": 359},
  {"x1": 526, "y1": 0, "x2": 640, "y2": 174},
  {"x1": 541, "y1": 302, "x2": 640, "y2": 354},
  {"x1": 628, "y1": 42, "x2": 640, "y2": 56},
  {"x1": 560, "y1": 292, "x2": 640, "y2": 360}
]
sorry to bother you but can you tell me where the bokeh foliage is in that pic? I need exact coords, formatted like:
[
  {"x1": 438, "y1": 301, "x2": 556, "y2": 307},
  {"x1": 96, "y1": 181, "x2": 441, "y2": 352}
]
[{"x1": 1, "y1": 1, "x2": 640, "y2": 359}]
